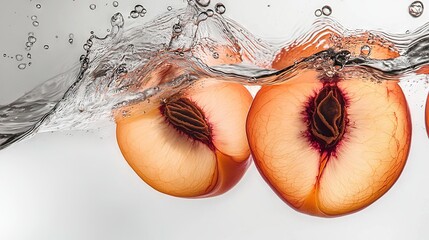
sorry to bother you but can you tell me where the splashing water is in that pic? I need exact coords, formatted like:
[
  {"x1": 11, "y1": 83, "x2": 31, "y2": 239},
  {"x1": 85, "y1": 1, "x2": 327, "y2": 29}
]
[{"x1": 0, "y1": 2, "x2": 429, "y2": 150}]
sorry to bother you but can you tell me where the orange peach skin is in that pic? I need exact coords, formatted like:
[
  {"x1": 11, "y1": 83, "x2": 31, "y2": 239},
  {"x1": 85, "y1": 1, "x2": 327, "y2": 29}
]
[
  {"x1": 426, "y1": 94, "x2": 429, "y2": 137},
  {"x1": 116, "y1": 80, "x2": 252, "y2": 198},
  {"x1": 247, "y1": 69, "x2": 411, "y2": 216}
]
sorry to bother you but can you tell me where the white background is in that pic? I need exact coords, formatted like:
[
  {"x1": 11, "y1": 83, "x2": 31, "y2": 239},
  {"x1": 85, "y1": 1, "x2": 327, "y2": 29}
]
[{"x1": 0, "y1": 0, "x2": 428, "y2": 239}]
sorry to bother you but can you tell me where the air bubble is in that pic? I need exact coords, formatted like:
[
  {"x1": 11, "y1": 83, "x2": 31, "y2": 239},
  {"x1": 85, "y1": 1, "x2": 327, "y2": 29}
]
[
  {"x1": 113, "y1": 1, "x2": 119, "y2": 7},
  {"x1": 28, "y1": 36, "x2": 37, "y2": 43},
  {"x1": 196, "y1": 0, "x2": 210, "y2": 7},
  {"x1": 44, "y1": 45, "x2": 49, "y2": 49},
  {"x1": 173, "y1": 24, "x2": 182, "y2": 33},
  {"x1": 206, "y1": 9, "x2": 214, "y2": 17},
  {"x1": 197, "y1": 12, "x2": 208, "y2": 23},
  {"x1": 360, "y1": 45, "x2": 372, "y2": 56},
  {"x1": 130, "y1": 10, "x2": 139, "y2": 18},
  {"x1": 167, "y1": 6, "x2": 173, "y2": 11},
  {"x1": 36, "y1": 4, "x2": 41, "y2": 9},
  {"x1": 27, "y1": 53, "x2": 31, "y2": 59},
  {"x1": 215, "y1": 3, "x2": 226, "y2": 14},
  {"x1": 212, "y1": 52, "x2": 219, "y2": 59},
  {"x1": 32, "y1": 21, "x2": 39, "y2": 27},
  {"x1": 26, "y1": 42, "x2": 33, "y2": 47},
  {"x1": 140, "y1": 12, "x2": 145, "y2": 17},
  {"x1": 69, "y1": 38, "x2": 74, "y2": 44},
  {"x1": 15, "y1": 54, "x2": 23, "y2": 61},
  {"x1": 3, "y1": 54, "x2": 6, "y2": 57},
  {"x1": 31, "y1": 15, "x2": 37, "y2": 21},
  {"x1": 18, "y1": 63, "x2": 27, "y2": 70},
  {"x1": 90, "y1": 4, "x2": 97, "y2": 10},
  {"x1": 314, "y1": 9, "x2": 322, "y2": 17},
  {"x1": 135, "y1": 5, "x2": 144, "y2": 12},
  {"x1": 322, "y1": 6, "x2": 332, "y2": 16},
  {"x1": 409, "y1": 1, "x2": 424, "y2": 17}
]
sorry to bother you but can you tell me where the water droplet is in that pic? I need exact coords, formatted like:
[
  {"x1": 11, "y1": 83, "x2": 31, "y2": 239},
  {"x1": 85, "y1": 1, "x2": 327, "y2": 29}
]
[
  {"x1": 113, "y1": 1, "x2": 119, "y2": 7},
  {"x1": 206, "y1": 9, "x2": 214, "y2": 17},
  {"x1": 167, "y1": 6, "x2": 172, "y2": 11},
  {"x1": 26, "y1": 42, "x2": 33, "y2": 48},
  {"x1": 139, "y1": 12, "x2": 145, "y2": 17},
  {"x1": 44, "y1": 45, "x2": 49, "y2": 49},
  {"x1": 322, "y1": 5, "x2": 332, "y2": 16},
  {"x1": 27, "y1": 53, "x2": 31, "y2": 59},
  {"x1": 31, "y1": 15, "x2": 37, "y2": 21},
  {"x1": 215, "y1": 3, "x2": 226, "y2": 14},
  {"x1": 28, "y1": 36, "x2": 37, "y2": 43},
  {"x1": 32, "y1": 21, "x2": 39, "y2": 27},
  {"x1": 15, "y1": 54, "x2": 23, "y2": 61},
  {"x1": 409, "y1": 1, "x2": 424, "y2": 17},
  {"x1": 212, "y1": 52, "x2": 219, "y2": 59},
  {"x1": 69, "y1": 38, "x2": 74, "y2": 44},
  {"x1": 196, "y1": 0, "x2": 210, "y2": 7},
  {"x1": 173, "y1": 24, "x2": 182, "y2": 33},
  {"x1": 314, "y1": 9, "x2": 322, "y2": 17},
  {"x1": 360, "y1": 45, "x2": 372, "y2": 56},
  {"x1": 130, "y1": 10, "x2": 139, "y2": 18},
  {"x1": 36, "y1": 4, "x2": 41, "y2": 9},
  {"x1": 90, "y1": 4, "x2": 96, "y2": 10},
  {"x1": 83, "y1": 44, "x2": 90, "y2": 50},
  {"x1": 28, "y1": 32, "x2": 34, "y2": 36},
  {"x1": 111, "y1": 13, "x2": 124, "y2": 28},
  {"x1": 134, "y1": 5, "x2": 145, "y2": 13},
  {"x1": 18, "y1": 63, "x2": 27, "y2": 70},
  {"x1": 197, "y1": 12, "x2": 208, "y2": 23},
  {"x1": 3, "y1": 54, "x2": 6, "y2": 57}
]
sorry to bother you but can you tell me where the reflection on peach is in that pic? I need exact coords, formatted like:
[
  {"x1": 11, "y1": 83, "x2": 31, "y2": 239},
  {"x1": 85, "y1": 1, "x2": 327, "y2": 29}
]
[
  {"x1": 116, "y1": 79, "x2": 252, "y2": 197},
  {"x1": 247, "y1": 69, "x2": 411, "y2": 217}
]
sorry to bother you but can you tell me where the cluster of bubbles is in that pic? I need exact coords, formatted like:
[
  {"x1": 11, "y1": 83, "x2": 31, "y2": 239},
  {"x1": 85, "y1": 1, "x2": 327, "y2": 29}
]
[
  {"x1": 315, "y1": 6, "x2": 332, "y2": 17},
  {"x1": 409, "y1": 1, "x2": 424, "y2": 17},
  {"x1": 130, "y1": 5, "x2": 147, "y2": 18}
]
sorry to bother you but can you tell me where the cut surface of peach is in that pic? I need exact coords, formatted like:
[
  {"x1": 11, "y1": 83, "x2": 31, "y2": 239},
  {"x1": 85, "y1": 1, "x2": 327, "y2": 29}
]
[
  {"x1": 116, "y1": 80, "x2": 252, "y2": 198},
  {"x1": 247, "y1": 69, "x2": 411, "y2": 216}
]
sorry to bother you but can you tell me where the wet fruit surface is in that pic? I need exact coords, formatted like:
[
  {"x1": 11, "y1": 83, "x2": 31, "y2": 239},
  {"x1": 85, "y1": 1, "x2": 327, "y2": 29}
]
[
  {"x1": 116, "y1": 80, "x2": 252, "y2": 197},
  {"x1": 246, "y1": 69, "x2": 411, "y2": 216}
]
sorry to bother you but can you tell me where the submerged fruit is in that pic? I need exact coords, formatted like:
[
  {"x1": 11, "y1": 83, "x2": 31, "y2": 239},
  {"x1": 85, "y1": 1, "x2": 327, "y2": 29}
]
[
  {"x1": 116, "y1": 79, "x2": 252, "y2": 198},
  {"x1": 426, "y1": 94, "x2": 429, "y2": 137},
  {"x1": 247, "y1": 69, "x2": 411, "y2": 217}
]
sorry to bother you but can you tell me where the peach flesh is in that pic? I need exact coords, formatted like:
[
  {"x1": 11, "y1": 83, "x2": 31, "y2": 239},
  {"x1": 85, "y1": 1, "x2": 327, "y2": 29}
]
[
  {"x1": 116, "y1": 80, "x2": 252, "y2": 198},
  {"x1": 246, "y1": 69, "x2": 411, "y2": 217}
]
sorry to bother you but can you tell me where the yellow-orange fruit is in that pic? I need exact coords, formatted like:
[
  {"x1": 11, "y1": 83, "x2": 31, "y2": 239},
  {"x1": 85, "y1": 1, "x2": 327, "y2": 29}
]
[
  {"x1": 116, "y1": 79, "x2": 252, "y2": 198},
  {"x1": 272, "y1": 29, "x2": 399, "y2": 70},
  {"x1": 426, "y1": 94, "x2": 429, "y2": 137},
  {"x1": 247, "y1": 69, "x2": 411, "y2": 217}
]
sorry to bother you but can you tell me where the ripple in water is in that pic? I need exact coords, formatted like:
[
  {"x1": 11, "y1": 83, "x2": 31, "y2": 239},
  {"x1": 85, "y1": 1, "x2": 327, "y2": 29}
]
[{"x1": 0, "y1": 2, "x2": 428, "y2": 151}]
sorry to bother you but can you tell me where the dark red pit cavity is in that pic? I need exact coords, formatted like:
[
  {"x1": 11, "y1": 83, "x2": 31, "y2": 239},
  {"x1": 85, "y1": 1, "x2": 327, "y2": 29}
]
[{"x1": 305, "y1": 83, "x2": 347, "y2": 154}]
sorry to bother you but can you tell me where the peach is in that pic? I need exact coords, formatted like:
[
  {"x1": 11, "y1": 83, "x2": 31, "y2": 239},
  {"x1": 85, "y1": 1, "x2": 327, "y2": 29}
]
[
  {"x1": 116, "y1": 79, "x2": 252, "y2": 198},
  {"x1": 247, "y1": 69, "x2": 411, "y2": 217},
  {"x1": 426, "y1": 94, "x2": 429, "y2": 137},
  {"x1": 248, "y1": 32, "x2": 411, "y2": 217}
]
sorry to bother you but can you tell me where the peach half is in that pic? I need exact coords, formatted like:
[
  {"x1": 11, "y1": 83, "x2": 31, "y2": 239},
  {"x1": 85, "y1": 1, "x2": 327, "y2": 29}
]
[
  {"x1": 116, "y1": 79, "x2": 252, "y2": 198},
  {"x1": 246, "y1": 68, "x2": 411, "y2": 217}
]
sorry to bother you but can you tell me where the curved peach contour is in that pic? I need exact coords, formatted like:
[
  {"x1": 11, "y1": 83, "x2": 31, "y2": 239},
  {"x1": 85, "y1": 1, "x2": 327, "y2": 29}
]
[
  {"x1": 246, "y1": 69, "x2": 411, "y2": 217},
  {"x1": 426, "y1": 94, "x2": 429, "y2": 137},
  {"x1": 116, "y1": 79, "x2": 252, "y2": 198}
]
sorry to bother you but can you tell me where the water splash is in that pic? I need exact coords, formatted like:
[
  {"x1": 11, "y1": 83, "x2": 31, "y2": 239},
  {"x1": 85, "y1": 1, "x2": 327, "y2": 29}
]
[{"x1": 1, "y1": 3, "x2": 429, "y2": 150}]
